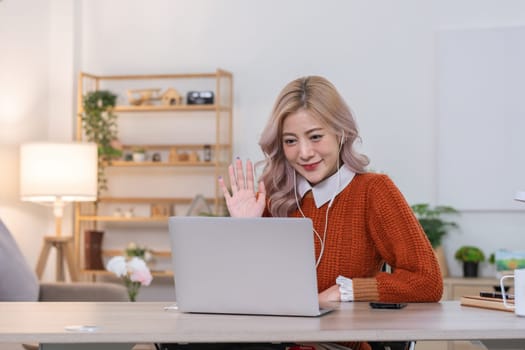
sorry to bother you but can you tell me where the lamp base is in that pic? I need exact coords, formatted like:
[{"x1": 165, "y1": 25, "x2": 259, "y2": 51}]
[{"x1": 35, "y1": 236, "x2": 78, "y2": 282}]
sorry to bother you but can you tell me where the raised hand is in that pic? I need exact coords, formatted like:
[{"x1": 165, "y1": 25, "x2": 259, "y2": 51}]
[{"x1": 218, "y1": 158, "x2": 266, "y2": 217}]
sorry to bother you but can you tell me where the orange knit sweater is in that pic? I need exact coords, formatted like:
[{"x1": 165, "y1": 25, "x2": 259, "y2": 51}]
[{"x1": 272, "y1": 173, "x2": 443, "y2": 302}]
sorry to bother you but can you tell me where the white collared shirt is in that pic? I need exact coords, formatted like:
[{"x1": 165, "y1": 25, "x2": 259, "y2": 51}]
[{"x1": 296, "y1": 165, "x2": 356, "y2": 208}]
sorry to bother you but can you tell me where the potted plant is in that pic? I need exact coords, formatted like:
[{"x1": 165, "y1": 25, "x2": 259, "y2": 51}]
[
  {"x1": 411, "y1": 203, "x2": 459, "y2": 248},
  {"x1": 132, "y1": 147, "x2": 147, "y2": 162},
  {"x1": 81, "y1": 90, "x2": 122, "y2": 196},
  {"x1": 411, "y1": 203, "x2": 459, "y2": 277},
  {"x1": 454, "y1": 245, "x2": 485, "y2": 278}
]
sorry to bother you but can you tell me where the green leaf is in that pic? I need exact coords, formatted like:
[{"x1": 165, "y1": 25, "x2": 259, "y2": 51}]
[
  {"x1": 81, "y1": 90, "x2": 119, "y2": 197},
  {"x1": 454, "y1": 245, "x2": 485, "y2": 262},
  {"x1": 411, "y1": 203, "x2": 459, "y2": 248}
]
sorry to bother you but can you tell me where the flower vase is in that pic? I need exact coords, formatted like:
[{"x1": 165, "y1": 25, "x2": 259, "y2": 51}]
[
  {"x1": 125, "y1": 278, "x2": 141, "y2": 302},
  {"x1": 106, "y1": 255, "x2": 153, "y2": 302}
]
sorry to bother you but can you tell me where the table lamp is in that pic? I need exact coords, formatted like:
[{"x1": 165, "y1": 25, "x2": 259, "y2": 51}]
[{"x1": 20, "y1": 142, "x2": 97, "y2": 281}]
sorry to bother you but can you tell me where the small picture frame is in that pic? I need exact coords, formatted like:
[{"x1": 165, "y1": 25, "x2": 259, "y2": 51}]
[{"x1": 150, "y1": 203, "x2": 174, "y2": 217}]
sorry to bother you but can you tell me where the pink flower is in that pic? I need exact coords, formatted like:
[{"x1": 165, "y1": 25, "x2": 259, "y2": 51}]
[
  {"x1": 128, "y1": 256, "x2": 152, "y2": 286},
  {"x1": 130, "y1": 268, "x2": 153, "y2": 286}
]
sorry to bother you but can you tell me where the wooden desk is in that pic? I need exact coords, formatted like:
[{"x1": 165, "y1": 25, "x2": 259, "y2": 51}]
[
  {"x1": 418, "y1": 277, "x2": 514, "y2": 350},
  {"x1": 1, "y1": 301, "x2": 525, "y2": 350}
]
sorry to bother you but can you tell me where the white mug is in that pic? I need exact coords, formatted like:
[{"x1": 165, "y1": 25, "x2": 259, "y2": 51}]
[{"x1": 500, "y1": 268, "x2": 525, "y2": 316}]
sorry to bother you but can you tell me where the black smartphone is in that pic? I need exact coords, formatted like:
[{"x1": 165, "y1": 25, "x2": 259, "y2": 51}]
[{"x1": 369, "y1": 302, "x2": 407, "y2": 309}]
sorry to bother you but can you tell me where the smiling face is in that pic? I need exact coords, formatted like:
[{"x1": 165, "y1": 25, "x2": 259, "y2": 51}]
[{"x1": 282, "y1": 109, "x2": 340, "y2": 186}]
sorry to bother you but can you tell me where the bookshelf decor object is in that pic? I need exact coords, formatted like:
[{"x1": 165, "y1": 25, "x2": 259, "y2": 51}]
[{"x1": 74, "y1": 69, "x2": 233, "y2": 279}]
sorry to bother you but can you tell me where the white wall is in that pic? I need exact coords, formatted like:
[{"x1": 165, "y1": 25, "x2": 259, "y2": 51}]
[
  {"x1": 0, "y1": 0, "x2": 77, "y2": 281},
  {"x1": 1, "y1": 0, "x2": 525, "y2": 290},
  {"x1": 0, "y1": 0, "x2": 54, "y2": 280},
  {"x1": 81, "y1": 0, "x2": 440, "y2": 200},
  {"x1": 78, "y1": 0, "x2": 525, "y2": 278}
]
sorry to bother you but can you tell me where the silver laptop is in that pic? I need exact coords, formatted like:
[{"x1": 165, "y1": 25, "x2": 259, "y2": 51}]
[{"x1": 168, "y1": 216, "x2": 333, "y2": 317}]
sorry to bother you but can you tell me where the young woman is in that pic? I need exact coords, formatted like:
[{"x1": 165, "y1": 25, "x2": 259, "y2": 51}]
[{"x1": 219, "y1": 76, "x2": 442, "y2": 305}]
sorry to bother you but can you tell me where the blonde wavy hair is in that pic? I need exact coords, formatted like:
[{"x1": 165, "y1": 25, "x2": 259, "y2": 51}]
[{"x1": 258, "y1": 76, "x2": 369, "y2": 217}]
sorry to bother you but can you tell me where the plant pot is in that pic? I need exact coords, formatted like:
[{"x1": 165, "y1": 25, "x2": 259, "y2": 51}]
[
  {"x1": 132, "y1": 152, "x2": 146, "y2": 162},
  {"x1": 84, "y1": 230, "x2": 104, "y2": 270},
  {"x1": 462, "y1": 261, "x2": 479, "y2": 278}
]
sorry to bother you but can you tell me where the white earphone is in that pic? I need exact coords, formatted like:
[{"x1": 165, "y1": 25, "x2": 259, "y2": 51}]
[
  {"x1": 329, "y1": 129, "x2": 345, "y2": 208},
  {"x1": 328, "y1": 193, "x2": 336, "y2": 208},
  {"x1": 293, "y1": 129, "x2": 345, "y2": 267}
]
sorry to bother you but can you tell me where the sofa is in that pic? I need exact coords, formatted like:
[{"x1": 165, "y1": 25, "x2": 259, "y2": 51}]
[
  {"x1": 0, "y1": 218, "x2": 128, "y2": 302},
  {"x1": 0, "y1": 218, "x2": 130, "y2": 350}
]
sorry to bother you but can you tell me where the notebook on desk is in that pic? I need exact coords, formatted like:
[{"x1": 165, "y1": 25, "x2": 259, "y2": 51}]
[
  {"x1": 168, "y1": 216, "x2": 333, "y2": 317},
  {"x1": 460, "y1": 295, "x2": 513, "y2": 312}
]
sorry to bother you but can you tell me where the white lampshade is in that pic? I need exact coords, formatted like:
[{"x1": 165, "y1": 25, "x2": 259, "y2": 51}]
[
  {"x1": 516, "y1": 191, "x2": 525, "y2": 203},
  {"x1": 20, "y1": 142, "x2": 98, "y2": 202}
]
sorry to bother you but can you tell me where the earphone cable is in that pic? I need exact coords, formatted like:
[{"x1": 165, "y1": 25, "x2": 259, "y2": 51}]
[
  {"x1": 294, "y1": 170, "x2": 330, "y2": 268},
  {"x1": 292, "y1": 130, "x2": 345, "y2": 268}
]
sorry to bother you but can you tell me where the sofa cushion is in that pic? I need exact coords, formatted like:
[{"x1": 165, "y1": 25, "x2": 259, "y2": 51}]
[
  {"x1": 0, "y1": 219, "x2": 39, "y2": 301},
  {"x1": 39, "y1": 282, "x2": 128, "y2": 301}
]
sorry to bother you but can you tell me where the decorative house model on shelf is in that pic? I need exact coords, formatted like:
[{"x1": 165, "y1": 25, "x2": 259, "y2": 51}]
[{"x1": 161, "y1": 88, "x2": 183, "y2": 105}]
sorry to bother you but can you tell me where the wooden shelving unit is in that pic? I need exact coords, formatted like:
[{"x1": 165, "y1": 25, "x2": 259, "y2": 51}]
[
  {"x1": 77, "y1": 216, "x2": 169, "y2": 223},
  {"x1": 107, "y1": 160, "x2": 224, "y2": 167},
  {"x1": 114, "y1": 104, "x2": 218, "y2": 112},
  {"x1": 74, "y1": 69, "x2": 233, "y2": 279},
  {"x1": 84, "y1": 269, "x2": 173, "y2": 278}
]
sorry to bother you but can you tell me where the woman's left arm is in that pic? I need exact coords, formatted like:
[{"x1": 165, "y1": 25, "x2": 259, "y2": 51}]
[{"x1": 353, "y1": 175, "x2": 443, "y2": 302}]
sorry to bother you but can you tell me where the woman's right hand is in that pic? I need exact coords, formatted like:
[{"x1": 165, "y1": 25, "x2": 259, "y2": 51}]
[
  {"x1": 318, "y1": 284, "x2": 341, "y2": 304},
  {"x1": 218, "y1": 158, "x2": 266, "y2": 217}
]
